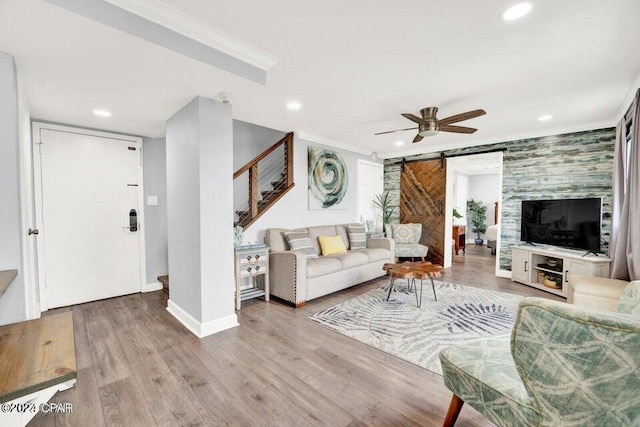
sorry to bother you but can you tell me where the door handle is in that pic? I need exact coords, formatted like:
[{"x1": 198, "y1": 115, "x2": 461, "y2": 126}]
[
  {"x1": 127, "y1": 209, "x2": 138, "y2": 232},
  {"x1": 28, "y1": 228, "x2": 39, "y2": 235}
]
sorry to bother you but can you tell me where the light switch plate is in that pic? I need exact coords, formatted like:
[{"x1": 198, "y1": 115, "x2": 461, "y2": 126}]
[{"x1": 147, "y1": 196, "x2": 158, "y2": 206}]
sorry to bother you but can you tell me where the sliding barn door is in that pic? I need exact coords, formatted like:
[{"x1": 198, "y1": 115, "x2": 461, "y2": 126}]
[{"x1": 400, "y1": 159, "x2": 447, "y2": 265}]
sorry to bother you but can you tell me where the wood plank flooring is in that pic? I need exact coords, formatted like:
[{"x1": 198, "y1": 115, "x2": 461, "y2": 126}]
[{"x1": 32, "y1": 245, "x2": 561, "y2": 426}]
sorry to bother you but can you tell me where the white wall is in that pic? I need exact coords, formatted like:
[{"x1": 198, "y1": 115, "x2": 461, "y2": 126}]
[
  {"x1": 467, "y1": 173, "x2": 499, "y2": 241},
  {"x1": 143, "y1": 137, "x2": 168, "y2": 285},
  {"x1": 0, "y1": 52, "x2": 26, "y2": 326},
  {"x1": 243, "y1": 134, "x2": 382, "y2": 244}
]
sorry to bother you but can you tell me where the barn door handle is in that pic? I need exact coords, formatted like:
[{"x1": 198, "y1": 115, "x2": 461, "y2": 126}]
[{"x1": 438, "y1": 200, "x2": 443, "y2": 216}]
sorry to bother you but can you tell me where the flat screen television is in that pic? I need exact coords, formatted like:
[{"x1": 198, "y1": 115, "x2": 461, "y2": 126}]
[{"x1": 520, "y1": 198, "x2": 602, "y2": 253}]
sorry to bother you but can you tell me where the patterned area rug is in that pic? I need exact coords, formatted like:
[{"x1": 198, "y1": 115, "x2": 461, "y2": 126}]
[{"x1": 309, "y1": 281, "x2": 523, "y2": 375}]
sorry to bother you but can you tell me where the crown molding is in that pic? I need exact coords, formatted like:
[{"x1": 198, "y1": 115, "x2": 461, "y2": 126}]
[
  {"x1": 297, "y1": 130, "x2": 372, "y2": 156},
  {"x1": 379, "y1": 119, "x2": 616, "y2": 159},
  {"x1": 104, "y1": 0, "x2": 277, "y2": 71}
]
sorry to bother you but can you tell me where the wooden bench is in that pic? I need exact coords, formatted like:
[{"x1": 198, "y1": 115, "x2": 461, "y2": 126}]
[{"x1": 0, "y1": 312, "x2": 77, "y2": 426}]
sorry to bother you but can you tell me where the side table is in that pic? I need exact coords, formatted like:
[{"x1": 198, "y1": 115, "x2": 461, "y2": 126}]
[
  {"x1": 453, "y1": 225, "x2": 466, "y2": 255},
  {"x1": 234, "y1": 245, "x2": 270, "y2": 310}
]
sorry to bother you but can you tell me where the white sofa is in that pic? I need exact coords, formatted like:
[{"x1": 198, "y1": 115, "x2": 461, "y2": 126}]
[{"x1": 265, "y1": 223, "x2": 394, "y2": 307}]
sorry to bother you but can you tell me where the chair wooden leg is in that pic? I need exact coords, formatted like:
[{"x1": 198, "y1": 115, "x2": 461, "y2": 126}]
[
  {"x1": 421, "y1": 256, "x2": 425, "y2": 261},
  {"x1": 443, "y1": 394, "x2": 464, "y2": 427}
]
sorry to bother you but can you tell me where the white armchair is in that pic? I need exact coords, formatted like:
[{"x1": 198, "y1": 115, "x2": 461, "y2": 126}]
[{"x1": 567, "y1": 275, "x2": 634, "y2": 312}]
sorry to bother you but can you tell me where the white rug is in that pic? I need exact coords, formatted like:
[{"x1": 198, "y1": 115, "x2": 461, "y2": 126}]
[{"x1": 309, "y1": 281, "x2": 523, "y2": 375}]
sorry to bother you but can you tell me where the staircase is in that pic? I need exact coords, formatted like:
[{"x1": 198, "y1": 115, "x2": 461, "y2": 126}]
[{"x1": 234, "y1": 132, "x2": 294, "y2": 229}]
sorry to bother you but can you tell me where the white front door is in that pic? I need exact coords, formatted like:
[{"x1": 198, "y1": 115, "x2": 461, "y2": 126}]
[{"x1": 34, "y1": 124, "x2": 145, "y2": 309}]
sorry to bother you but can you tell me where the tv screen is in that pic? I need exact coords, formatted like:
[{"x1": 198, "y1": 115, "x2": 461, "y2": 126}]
[{"x1": 520, "y1": 198, "x2": 602, "y2": 252}]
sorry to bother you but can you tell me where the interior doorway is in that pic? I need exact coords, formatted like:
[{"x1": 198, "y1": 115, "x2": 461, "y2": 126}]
[
  {"x1": 33, "y1": 123, "x2": 146, "y2": 310},
  {"x1": 444, "y1": 152, "x2": 503, "y2": 273}
]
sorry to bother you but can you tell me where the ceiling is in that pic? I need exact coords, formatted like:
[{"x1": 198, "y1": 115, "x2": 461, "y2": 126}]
[
  {"x1": 1, "y1": 0, "x2": 639, "y2": 158},
  {"x1": 450, "y1": 153, "x2": 501, "y2": 176}
]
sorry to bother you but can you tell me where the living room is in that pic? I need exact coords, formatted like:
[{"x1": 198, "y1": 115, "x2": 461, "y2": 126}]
[{"x1": 0, "y1": 1, "x2": 639, "y2": 426}]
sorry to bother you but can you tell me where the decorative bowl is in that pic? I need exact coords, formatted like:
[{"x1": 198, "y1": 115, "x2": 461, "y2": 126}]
[{"x1": 546, "y1": 259, "x2": 558, "y2": 268}]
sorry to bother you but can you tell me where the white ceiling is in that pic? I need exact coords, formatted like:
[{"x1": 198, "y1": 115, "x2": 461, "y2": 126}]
[
  {"x1": 1, "y1": 0, "x2": 639, "y2": 158},
  {"x1": 449, "y1": 152, "x2": 501, "y2": 175}
]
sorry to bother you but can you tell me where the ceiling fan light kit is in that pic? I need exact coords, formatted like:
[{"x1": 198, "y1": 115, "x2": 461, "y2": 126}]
[{"x1": 377, "y1": 106, "x2": 486, "y2": 143}]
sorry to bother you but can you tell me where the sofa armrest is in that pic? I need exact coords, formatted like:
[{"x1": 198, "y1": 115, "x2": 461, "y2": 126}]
[
  {"x1": 367, "y1": 238, "x2": 395, "y2": 261},
  {"x1": 567, "y1": 275, "x2": 628, "y2": 312},
  {"x1": 269, "y1": 251, "x2": 307, "y2": 305}
]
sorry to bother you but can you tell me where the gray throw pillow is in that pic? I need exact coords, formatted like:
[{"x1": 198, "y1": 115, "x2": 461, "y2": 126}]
[
  {"x1": 347, "y1": 224, "x2": 367, "y2": 250},
  {"x1": 284, "y1": 230, "x2": 319, "y2": 259}
]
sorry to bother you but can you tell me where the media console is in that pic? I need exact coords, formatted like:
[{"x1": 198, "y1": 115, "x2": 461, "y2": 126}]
[{"x1": 511, "y1": 245, "x2": 611, "y2": 298}]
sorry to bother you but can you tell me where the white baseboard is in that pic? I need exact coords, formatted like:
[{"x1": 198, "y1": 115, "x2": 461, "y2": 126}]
[
  {"x1": 166, "y1": 299, "x2": 238, "y2": 338},
  {"x1": 142, "y1": 281, "x2": 163, "y2": 292},
  {"x1": 496, "y1": 269, "x2": 512, "y2": 279}
]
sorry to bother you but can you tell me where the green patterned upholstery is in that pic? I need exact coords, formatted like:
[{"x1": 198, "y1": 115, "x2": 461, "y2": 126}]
[
  {"x1": 394, "y1": 243, "x2": 428, "y2": 258},
  {"x1": 616, "y1": 281, "x2": 640, "y2": 315},
  {"x1": 440, "y1": 296, "x2": 640, "y2": 426}
]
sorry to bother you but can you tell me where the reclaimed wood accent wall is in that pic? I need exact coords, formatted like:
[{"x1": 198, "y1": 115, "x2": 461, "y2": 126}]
[
  {"x1": 400, "y1": 160, "x2": 446, "y2": 265},
  {"x1": 384, "y1": 127, "x2": 615, "y2": 271}
]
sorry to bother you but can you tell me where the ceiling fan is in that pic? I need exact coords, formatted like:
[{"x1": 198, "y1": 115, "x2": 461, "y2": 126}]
[{"x1": 375, "y1": 107, "x2": 486, "y2": 143}]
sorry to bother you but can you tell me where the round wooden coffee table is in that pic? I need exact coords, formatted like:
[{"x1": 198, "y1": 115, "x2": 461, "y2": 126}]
[{"x1": 382, "y1": 261, "x2": 444, "y2": 307}]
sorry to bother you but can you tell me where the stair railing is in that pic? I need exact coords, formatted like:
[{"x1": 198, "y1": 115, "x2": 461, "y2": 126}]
[{"x1": 233, "y1": 132, "x2": 294, "y2": 229}]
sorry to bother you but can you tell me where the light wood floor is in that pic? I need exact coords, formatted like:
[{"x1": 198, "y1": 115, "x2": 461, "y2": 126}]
[{"x1": 32, "y1": 245, "x2": 561, "y2": 426}]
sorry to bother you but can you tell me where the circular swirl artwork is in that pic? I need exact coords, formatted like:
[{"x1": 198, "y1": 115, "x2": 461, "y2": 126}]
[{"x1": 308, "y1": 147, "x2": 349, "y2": 209}]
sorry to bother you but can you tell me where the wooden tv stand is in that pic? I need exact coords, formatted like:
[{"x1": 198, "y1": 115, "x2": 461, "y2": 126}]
[{"x1": 511, "y1": 245, "x2": 611, "y2": 298}]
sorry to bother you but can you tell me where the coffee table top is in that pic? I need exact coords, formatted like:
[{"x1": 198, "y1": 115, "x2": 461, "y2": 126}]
[{"x1": 383, "y1": 261, "x2": 444, "y2": 280}]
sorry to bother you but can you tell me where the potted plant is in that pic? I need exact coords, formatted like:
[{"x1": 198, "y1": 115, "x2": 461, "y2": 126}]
[
  {"x1": 373, "y1": 191, "x2": 396, "y2": 235},
  {"x1": 467, "y1": 199, "x2": 487, "y2": 245}
]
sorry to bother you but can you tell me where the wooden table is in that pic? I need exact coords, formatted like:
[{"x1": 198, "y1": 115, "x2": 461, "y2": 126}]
[
  {"x1": 383, "y1": 261, "x2": 444, "y2": 307},
  {"x1": 453, "y1": 225, "x2": 466, "y2": 255},
  {"x1": 0, "y1": 312, "x2": 77, "y2": 426}
]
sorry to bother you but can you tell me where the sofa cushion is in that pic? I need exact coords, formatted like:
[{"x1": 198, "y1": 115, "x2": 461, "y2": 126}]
[
  {"x1": 284, "y1": 230, "x2": 318, "y2": 259},
  {"x1": 395, "y1": 243, "x2": 428, "y2": 258},
  {"x1": 319, "y1": 235, "x2": 347, "y2": 256},
  {"x1": 308, "y1": 225, "x2": 337, "y2": 254},
  {"x1": 353, "y1": 248, "x2": 390, "y2": 263},
  {"x1": 347, "y1": 224, "x2": 367, "y2": 250},
  {"x1": 325, "y1": 251, "x2": 370, "y2": 269},
  {"x1": 306, "y1": 257, "x2": 342, "y2": 278}
]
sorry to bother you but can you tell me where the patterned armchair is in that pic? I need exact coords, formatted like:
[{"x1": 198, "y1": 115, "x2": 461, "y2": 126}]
[
  {"x1": 384, "y1": 223, "x2": 429, "y2": 261},
  {"x1": 439, "y1": 283, "x2": 640, "y2": 426}
]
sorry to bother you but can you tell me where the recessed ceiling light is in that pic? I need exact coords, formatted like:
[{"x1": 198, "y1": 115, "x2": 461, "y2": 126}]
[
  {"x1": 93, "y1": 109, "x2": 112, "y2": 117},
  {"x1": 394, "y1": 141, "x2": 405, "y2": 146},
  {"x1": 286, "y1": 101, "x2": 301, "y2": 110},
  {"x1": 501, "y1": 2, "x2": 532, "y2": 21},
  {"x1": 537, "y1": 114, "x2": 553, "y2": 122}
]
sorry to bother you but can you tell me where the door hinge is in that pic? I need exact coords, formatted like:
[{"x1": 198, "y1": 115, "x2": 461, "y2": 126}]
[{"x1": 28, "y1": 228, "x2": 39, "y2": 236}]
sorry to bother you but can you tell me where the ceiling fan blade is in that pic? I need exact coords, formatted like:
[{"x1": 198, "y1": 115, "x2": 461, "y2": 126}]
[
  {"x1": 412, "y1": 134, "x2": 424, "y2": 143},
  {"x1": 374, "y1": 126, "x2": 418, "y2": 136},
  {"x1": 439, "y1": 125, "x2": 477, "y2": 134},
  {"x1": 438, "y1": 109, "x2": 486, "y2": 126},
  {"x1": 402, "y1": 113, "x2": 427, "y2": 124}
]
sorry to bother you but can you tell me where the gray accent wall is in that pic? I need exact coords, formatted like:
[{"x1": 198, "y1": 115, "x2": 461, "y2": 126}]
[
  {"x1": 233, "y1": 120, "x2": 286, "y2": 171},
  {"x1": 384, "y1": 128, "x2": 615, "y2": 271},
  {"x1": 0, "y1": 52, "x2": 25, "y2": 325},
  {"x1": 143, "y1": 137, "x2": 168, "y2": 285},
  {"x1": 166, "y1": 96, "x2": 235, "y2": 325}
]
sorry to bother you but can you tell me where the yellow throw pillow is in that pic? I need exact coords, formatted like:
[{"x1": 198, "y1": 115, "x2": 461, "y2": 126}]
[{"x1": 318, "y1": 235, "x2": 347, "y2": 256}]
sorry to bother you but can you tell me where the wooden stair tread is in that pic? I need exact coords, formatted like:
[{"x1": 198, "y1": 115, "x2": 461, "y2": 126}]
[{"x1": 0, "y1": 312, "x2": 77, "y2": 402}]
